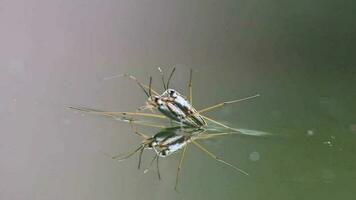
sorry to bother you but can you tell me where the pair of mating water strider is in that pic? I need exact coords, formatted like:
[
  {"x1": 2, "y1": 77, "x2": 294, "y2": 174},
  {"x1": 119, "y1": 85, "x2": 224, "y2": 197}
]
[{"x1": 69, "y1": 68, "x2": 261, "y2": 190}]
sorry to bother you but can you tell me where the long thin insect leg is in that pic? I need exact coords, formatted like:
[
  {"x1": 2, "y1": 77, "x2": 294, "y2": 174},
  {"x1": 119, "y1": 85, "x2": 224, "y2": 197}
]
[
  {"x1": 128, "y1": 120, "x2": 168, "y2": 129},
  {"x1": 191, "y1": 140, "x2": 249, "y2": 176},
  {"x1": 112, "y1": 145, "x2": 144, "y2": 161},
  {"x1": 68, "y1": 106, "x2": 171, "y2": 128},
  {"x1": 109, "y1": 112, "x2": 167, "y2": 119},
  {"x1": 156, "y1": 156, "x2": 161, "y2": 180},
  {"x1": 198, "y1": 94, "x2": 260, "y2": 114},
  {"x1": 196, "y1": 132, "x2": 234, "y2": 140},
  {"x1": 175, "y1": 145, "x2": 188, "y2": 191},
  {"x1": 127, "y1": 124, "x2": 147, "y2": 170},
  {"x1": 123, "y1": 74, "x2": 150, "y2": 97},
  {"x1": 105, "y1": 74, "x2": 159, "y2": 95},
  {"x1": 129, "y1": 122, "x2": 149, "y2": 139},
  {"x1": 188, "y1": 69, "x2": 193, "y2": 104},
  {"x1": 144, "y1": 154, "x2": 160, "y2": 179},
  {"x1": 134, "y1": 131, "x2": 150, "y2": 139},
  {"x1": 138, "y1": 147, "x2": 145, "y2": 169},
  {"x1": 68, "y1": 107, "x2": 167, "y2": 120},
  {"x1": 201, "y1": 115, "x2": 238, "y2": 131}
]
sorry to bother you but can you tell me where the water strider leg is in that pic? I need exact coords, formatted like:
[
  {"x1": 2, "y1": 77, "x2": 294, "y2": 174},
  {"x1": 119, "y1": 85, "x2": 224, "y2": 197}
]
[
  {"x1": 156, "y1": 156, "x2": 161, "y2": 180},
  {"x1": 198, "y1": 94, "x2": 260, "y2": 114},
  {"x1": 104, "y1": 73, "x2": 159, "y2": 96},
  {"x1": 105, "y1": 111, "x2": 167, "y2": 119},
  {"x1": 196, "y1": 132, "x2": 235, "y2": 140},
  {"x1": 175, "y1": 145, "x2": 188, "y2": 191},
  {"x1": 201, "y1": 115, "x2": 239, "y2": 131},
  {"x1": 68, "y1": 107, "x2": 165, "y2": 119},
  {"x1": 191, "y1": 140, "x2": 249, "y2": 176},
  {"x1": 112, "y1": 145, "x2": 145, "y2": 161},
  {"x1": 68, "y1": 106, "x2": 169, "y2": 128},
  {"x1": 144, "y1": 154, "x2": 161, "y2": 180},
  {"x1": 137, "y1": 147, "x2": 145, "y2": 169}
]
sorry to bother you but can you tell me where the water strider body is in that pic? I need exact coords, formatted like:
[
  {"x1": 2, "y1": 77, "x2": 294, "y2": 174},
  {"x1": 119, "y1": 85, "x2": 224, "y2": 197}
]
[
  {"x1": 115, "y1": 68, "x2": 259, "y2": 130},
  {"x1": 147, "y1": 88, "x2": 207, "y2": 128}
]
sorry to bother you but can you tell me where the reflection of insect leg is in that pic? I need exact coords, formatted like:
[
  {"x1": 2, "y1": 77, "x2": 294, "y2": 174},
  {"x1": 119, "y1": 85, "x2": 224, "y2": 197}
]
[
  {"x1": 112, "y1": 144, "x2": 145, "y2": 161},
  {"x1": 111, "y1": 130, "x2": 150, "y2": 168},
  {"x1": 138, "y1": 147, "x2": 145, "y2": 169},
  {"x1": 175, "y1": 145, "x2": 188, "y2": 191},
  {"x1": 144, "y1": 154, "x2": 161, "y2": 180},
  {"x1": 129, "y1": 127, "x2": 150, "y2": 169},
  {"x1": 191, "y1": 140, "x2": 249, "y2": 176}
]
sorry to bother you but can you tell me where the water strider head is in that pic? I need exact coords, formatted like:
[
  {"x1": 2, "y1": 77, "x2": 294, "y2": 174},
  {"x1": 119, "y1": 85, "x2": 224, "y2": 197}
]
[{"x1": 146, "y1": 95, "x2": 163, "y2": 108}]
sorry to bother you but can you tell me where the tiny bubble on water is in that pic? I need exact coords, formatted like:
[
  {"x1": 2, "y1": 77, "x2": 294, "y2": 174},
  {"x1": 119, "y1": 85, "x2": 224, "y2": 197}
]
[{"x1": 249, "y1": 151, "x2": 260, "y2": 162}]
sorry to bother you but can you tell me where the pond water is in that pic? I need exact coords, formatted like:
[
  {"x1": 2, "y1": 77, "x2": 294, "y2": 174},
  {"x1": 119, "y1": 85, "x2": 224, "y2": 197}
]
[{"x1": 1, "y1": 0, "x2": 355, "y2": 200}]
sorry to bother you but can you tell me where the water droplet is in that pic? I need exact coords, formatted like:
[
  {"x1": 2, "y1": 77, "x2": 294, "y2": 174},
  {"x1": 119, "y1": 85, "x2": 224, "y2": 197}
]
[
  {"x1": 249, "y1": 151, "x2": 260, "y2": 162},
  {"x1": 323, "y1": 141, "x2": 333, "y2": 147},
  {"x1": 306, "y1": 130, "x2": 314, "y2": 136}
]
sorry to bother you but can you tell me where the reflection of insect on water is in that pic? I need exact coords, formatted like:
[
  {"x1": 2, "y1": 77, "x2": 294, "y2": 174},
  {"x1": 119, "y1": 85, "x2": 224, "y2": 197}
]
[
  {"x1": 68, "y1": 107, "x2": 267, "y2": 190},
  {"x1": 69, "y1": 68, "x2": 264, "y2": 190},
  {"x1": 109, "y1": 126, "x2": 249, "y2": 190}
]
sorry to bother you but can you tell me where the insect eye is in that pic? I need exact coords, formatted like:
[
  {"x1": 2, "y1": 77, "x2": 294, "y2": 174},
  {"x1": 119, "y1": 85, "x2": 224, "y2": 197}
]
[
  {"x1": 154, "y1": 96, "x2": 159, "y2": 102},
  {"x1": 169, "y1": 89, "x2": 176, "y2": 97}
]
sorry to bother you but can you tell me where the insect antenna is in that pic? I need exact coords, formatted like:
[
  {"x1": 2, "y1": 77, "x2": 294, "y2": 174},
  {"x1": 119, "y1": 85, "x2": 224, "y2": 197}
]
[
  {"x1": 148, "y1": 76, "x2": 153, "y2": 97},
  {"x1": 188, "y1": 69, "x2": 193, "y2": 104},
  {"x1": 166, "y1": 67, "x2": 176, "y2": 89}
]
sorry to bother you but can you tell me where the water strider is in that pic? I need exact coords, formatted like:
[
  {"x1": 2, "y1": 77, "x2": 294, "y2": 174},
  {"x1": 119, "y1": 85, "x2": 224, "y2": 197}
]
[
  {"x1": 69, "y1": 68, "x2": 266, "y2": 190},
  {"x1": 102, "y1": 67, "x2": 260, "y2": 131}
]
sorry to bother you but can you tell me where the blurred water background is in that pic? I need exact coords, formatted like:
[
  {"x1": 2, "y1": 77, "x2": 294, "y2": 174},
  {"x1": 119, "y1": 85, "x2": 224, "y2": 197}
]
[{"x1": 1, "y1": 0, "x2": 355, "y2": 199}]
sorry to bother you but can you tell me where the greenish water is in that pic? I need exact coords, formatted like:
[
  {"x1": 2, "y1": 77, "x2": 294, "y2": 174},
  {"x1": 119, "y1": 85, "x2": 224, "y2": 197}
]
[
  {"x1": 1, "y1": 0, "x2": 355, "y2": 199},
  {"x1": 171, "y1": 66, "x2": 356, "y2": 200}
]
